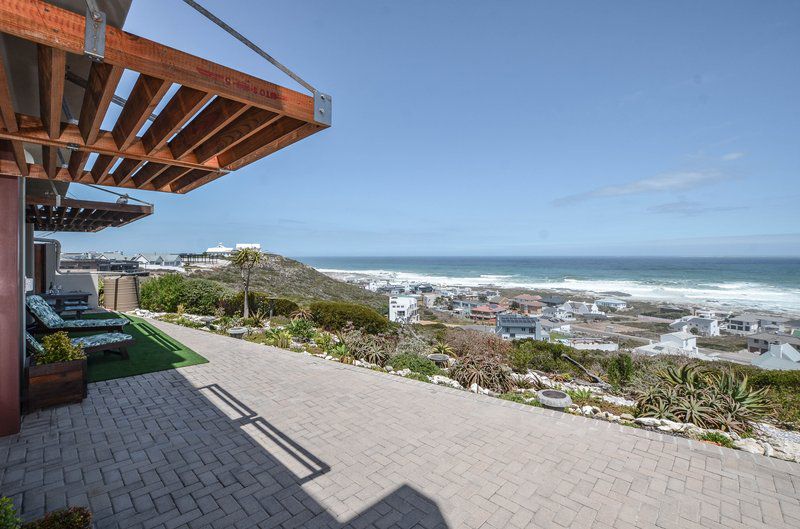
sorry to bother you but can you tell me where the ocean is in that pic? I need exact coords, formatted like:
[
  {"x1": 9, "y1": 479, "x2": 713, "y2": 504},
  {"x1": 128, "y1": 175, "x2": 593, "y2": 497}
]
[{"x1": 295, "y1": 256, "x2": 800, "y2": 315}]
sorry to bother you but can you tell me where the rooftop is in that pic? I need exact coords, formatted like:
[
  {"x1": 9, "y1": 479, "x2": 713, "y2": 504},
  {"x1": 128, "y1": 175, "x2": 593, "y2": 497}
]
[
  {"x1": 497, "y1": 314, "x2": 539, "y2": 326},
  {"x1": 3, "y1": 320, "x2": 798, "y2": 527}
]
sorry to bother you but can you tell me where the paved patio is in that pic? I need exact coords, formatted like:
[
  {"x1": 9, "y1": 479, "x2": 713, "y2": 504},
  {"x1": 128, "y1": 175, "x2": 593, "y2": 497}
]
[{"x1": 2, "y1": 320, "x2": 799, "y2": 529}]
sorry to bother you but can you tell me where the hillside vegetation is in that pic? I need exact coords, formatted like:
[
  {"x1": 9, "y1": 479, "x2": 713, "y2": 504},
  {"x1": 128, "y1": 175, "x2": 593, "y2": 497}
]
[{"x1": 192, "y1": 254, "x2": 388, "y2": 311}]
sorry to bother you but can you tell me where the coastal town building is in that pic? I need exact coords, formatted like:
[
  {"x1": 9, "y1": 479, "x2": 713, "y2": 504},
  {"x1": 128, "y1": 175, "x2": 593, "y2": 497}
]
[
  {"x1": 726, "y1": 314, "x2": 761, "y2": 335},
  {"x1": 595, "y1": 298, "x2": 628, "y2": 310},
  {"x1": 452, "y1": 299, "x2": 481, "y2": 316},
  {"x1": 470, "y1": 304, "x2": 505, "y2": 324},
  {"x1": 133, "y1": 253, "x2": 183, "y2": 269},
  {"x1": 511, "y1": 294, "x2": 545, "y2": 314},
  {"x1": 542, "y1": 305, "x2": 573, "y2": 320},
  {"x1": 751, "y1": 343, "x2": 800, "y2": 371},
  {"x1": 747, "y1": 332, "x2": 800, "y2": 354},
  {"x1": 562, "y1": 338, "x2": 619, "y2": 351},
  {"x1": 634, "y1": 331, "x2": 714, "y2": 361},
  {"x1": 205, "y1": 243, "x2": 234, "y2": 256},
  {"x1": 669, "y1": 316, "x2": 721, "y2": 337},
  {"x1": 540, "y1": 295, "x2": 567, "y2": 306},
  {"x1": 495, "y1": 314, "x2": 545, "y2": 341},
  {"x1": 389, "y1": 296, "x2": 420, "y2": 324},
  {"x1": 539, "y1": 319, "x2": 572, "y2": 335},
  {"x1": 559, "y1": 300, "x2": 603, "y2": 317}
]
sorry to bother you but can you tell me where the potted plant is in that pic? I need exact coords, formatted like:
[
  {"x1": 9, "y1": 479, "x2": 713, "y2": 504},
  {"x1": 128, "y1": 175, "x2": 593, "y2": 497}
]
[{"x1": 26, "y1": 332, "x2": 87, "y2": 412}]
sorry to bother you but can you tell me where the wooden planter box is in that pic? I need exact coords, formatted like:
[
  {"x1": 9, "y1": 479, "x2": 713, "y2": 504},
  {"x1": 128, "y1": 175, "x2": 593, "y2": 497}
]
[{"x1": 26, "y1": 359, "x2": 87, "y2": 412}]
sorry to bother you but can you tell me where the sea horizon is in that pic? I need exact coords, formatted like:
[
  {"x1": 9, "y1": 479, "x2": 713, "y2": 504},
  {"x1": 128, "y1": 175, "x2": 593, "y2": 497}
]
[{"x1": 294, "y1": 256, "x2": 800, "y2": 316}]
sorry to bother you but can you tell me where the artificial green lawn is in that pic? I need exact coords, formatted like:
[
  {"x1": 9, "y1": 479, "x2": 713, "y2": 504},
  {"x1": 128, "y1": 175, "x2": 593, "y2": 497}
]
[{"x1": 71, "y1": 313, "x2": 208, "y2": 382}]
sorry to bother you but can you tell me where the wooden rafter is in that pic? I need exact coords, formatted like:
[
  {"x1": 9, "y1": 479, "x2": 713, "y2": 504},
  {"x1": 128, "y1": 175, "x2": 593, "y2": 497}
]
[
  {"x1": 37, "y1": 44, "x2": 66, "y2": 178},
  {"x1": 0, "y1": 0, "x2": 328, "y2": 193}
]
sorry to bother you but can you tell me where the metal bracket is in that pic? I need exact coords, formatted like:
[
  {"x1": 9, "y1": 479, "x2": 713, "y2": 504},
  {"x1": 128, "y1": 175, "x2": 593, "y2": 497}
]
[
  {"x1": 83, "y1": 0, "x2": 106, "y2": 61},
  {"x1": 314, "y1": 92, "x2": 332, "y2": 126}
]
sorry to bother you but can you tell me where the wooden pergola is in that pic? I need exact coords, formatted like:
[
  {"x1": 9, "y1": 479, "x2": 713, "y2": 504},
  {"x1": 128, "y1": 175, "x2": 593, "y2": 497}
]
[
  {"x1": 26, "y1": 195, "x2": 153, "y2": 232},
  {"x1": 0, "y1": 0, "x2": 329, "y2": 194}
]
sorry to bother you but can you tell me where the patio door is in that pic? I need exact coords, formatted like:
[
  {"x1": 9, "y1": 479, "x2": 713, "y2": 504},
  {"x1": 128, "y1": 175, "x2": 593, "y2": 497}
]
[{"x1": 34, "y1": 243, "x2": 47, "y2": 294}]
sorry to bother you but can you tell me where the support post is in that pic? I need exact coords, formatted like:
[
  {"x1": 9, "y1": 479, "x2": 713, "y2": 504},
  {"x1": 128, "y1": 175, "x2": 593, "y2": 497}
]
[{"x1": 0, "y1": 173, "x2": 22, "y2": 436}]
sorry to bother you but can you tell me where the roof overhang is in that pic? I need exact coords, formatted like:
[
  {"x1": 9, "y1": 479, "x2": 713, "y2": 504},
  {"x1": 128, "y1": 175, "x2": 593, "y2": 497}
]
[{"x1": 0, "y1": 0, "x2": 328, "y2": 194}]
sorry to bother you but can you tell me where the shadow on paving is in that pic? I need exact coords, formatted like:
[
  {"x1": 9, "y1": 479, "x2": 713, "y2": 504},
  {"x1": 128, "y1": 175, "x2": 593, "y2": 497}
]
[{"x1": 1, "y1": 371, "x2": 448, "y2": 529}]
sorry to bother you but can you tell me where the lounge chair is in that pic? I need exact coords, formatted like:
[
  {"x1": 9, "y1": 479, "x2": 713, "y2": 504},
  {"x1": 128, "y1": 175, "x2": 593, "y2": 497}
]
[
  {"x1": 26, "y1": 295, "x2": 128, "y2": 333},
  {"x1": 26, "y1": 332, "x2": 132, "y2": 360}
]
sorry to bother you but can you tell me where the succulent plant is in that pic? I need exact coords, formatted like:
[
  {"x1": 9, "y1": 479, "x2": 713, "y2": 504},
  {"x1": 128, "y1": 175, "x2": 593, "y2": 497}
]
[{"x1": 450, "y1": 353, "x2": 514, "y2": 393}]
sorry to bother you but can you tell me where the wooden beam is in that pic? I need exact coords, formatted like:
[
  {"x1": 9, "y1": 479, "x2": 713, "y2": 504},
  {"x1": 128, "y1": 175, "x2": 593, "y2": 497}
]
[
  {"x1": 90, "y1": 154, "x2": 115, "y2": 183},
  {"x1": 109, "y1": 158, "x2": 144, "y2": 186},
  {"x1": 150, "y1": 165, "x2": 192, "y2": 191},
  {"x1": 169, "y1": 169, "x2": 215, "y2": 193},
  {"x1": 0, "y1": 52, "x2": 27, "y2": 175},
  {"x1": 131, "y1": 162, "x2": 167, "y2": 188},
  {"x1": 25, "y1": 194, "x2": 152, "y2": 215},
  {"x1": 168, "y1": 97, "x2": 247, "y2": 159},
  {"x1": 193, "y1": 107, "x2": 278, "y2": 164},
  {"x1": 2, "y1": 113, "x2": 220, "y2": 171},
  {"x1": 67, "y1": 150, "x2": 88, "y2": 180},
  {"x1": 0, "y1": 0, "x2": 318, "y2": 124},
  {"x1": 112, "y1": 74, "x2": 170, "y2": 150},
  {"x1": 141, "y1": 86, "x2": 211, "y2": 154},
  {"x1": 37, "y1": 45, "x2": 66, "y2": 178},
  {"x1": 224, "y1": 121, "x2": 322, "y2": 172},
  {"x1": 78, "y1": 61, "x2": 123, "y2": 145},
  {"x1": 218, "y1": 117, "x2": 307, "y2": 169}
]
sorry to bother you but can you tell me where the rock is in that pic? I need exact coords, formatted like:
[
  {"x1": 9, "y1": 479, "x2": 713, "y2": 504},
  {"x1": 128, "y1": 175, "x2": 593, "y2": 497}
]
[
  {"x1": 324, "y1": 355, "x2": 334, "y2": 360},
  {"x1": 581, "y1": 405, "x2": 596, "y2": 416},
  {"x1": 385, "y1": 365, "x2": 394, "y2": 372},
  {"x1": 734, "y1": 438, "x2": 765, "y2": 455},
  {"x1": 769, "y1": 440, "x2": 800, "y2": 462},
  {"x1": 600, "y1": 395, "x2": 636, "y2": 407},
  {"x1": 635, "y1": 417, "x2": 662, "y2": 427},
  {"x1": 429, "y1": 375, "x2": 462, "y2": 389},
  {"x1": 758, "y1": 441, "x2": 774, "y2": 458},
  {"x1": 620, "y1": 413, "x2": 635, "y2": 422},
  {"x1": 394, "y1": 368, "x2": 412, "y2": 377}
]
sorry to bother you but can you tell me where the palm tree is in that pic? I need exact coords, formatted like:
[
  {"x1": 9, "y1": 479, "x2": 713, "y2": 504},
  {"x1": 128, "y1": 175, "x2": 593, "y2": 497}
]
[{"x1": 231, "y1": 248, "x2": 263, "y2": 318}]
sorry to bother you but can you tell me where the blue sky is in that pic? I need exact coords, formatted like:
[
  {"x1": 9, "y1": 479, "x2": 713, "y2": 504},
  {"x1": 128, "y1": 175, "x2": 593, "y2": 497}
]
[{"x1": 57, "y1": 0, "x2": 800, "y2": 257}]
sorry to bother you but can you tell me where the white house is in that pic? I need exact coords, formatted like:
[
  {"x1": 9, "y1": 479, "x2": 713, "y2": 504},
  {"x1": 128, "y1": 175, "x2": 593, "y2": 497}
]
[
  {"x1": 559, "y1": 300, "x2": 602, "y2": 317},
  {"x1": 726, "y1": 314, "x2": 761, "y2": 335},
  {"x1": 235, "y1": 243, "x2": 261, "y2": 251},
  {"x1": 596, "y1": 298, "x2": 627, "y2": 310},
  {"x1": 563, "y1": 338, "x2": 619, "y2": 351},
  {"x1": 669, "y1": 316, "x2": 720, "y2": 337},
  {"x1": 542, "y1": 305, "x2": 573, "y2": 320},
  {"x1": 752, "y1": 343, "x2": 800, "y2": 371},
  {"x1": 634, "y1": 331, "x2": 715, "y2": 361},
  {"x1": 389, "y1": 296, "x2": 419, "y2": 324},
  {"x1": 206, "y1": 243, "x2": 233, "y2": 256}
]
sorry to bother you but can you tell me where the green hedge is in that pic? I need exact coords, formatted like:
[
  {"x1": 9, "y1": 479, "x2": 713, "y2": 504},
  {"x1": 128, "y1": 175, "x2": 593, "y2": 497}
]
[
  {"x1": 309, "y1": 301, "x2": 389, "y2": 334},
  {"x1": 219, "y1": 291, "x2": 299, "y2": 317},
  {"x1": 140, "y1": 274, "x2": 225, "y2": 315}
]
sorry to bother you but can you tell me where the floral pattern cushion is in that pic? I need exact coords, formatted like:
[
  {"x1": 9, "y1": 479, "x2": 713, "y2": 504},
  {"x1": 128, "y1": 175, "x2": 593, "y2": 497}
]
[
  {"x1": 25, "y1": 332, "x2": 46, "y2": 356},
  {"x1": 61, "y1": 318, "x2": 128, "y2": 329},
  {"x1": 71, "y1": 333, "x2": 132, "y2": 349},
  {"x1": 26, "y1": 295, "x2": 64, "y2": 328}
]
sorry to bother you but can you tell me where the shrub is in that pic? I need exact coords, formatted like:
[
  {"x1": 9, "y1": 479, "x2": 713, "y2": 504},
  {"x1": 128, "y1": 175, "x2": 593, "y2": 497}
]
[
  {"x1": 22, "y1": 507, "x2": 92, "y2": 529},
  {"x1": 267, "y1": 330, "x2": 293, "y2": 349},
  {"x1": 140, "y1": 273, "x2": 185, "y2": 312},
  {"x1": 309, "y1": 301, "x2": 389, "y2": 334},
  {"x1": 140, "y1": 274, "x2": 225, "y2": 315},
  {"x1": 498, "y1": 393, "x2": 542, "y2": 407},
  {"x1": 607, "y1": 353, "x2": 634, "y2": 385},
  {"x1": 450, "y1": 353, "x2": 514, "y2": 393},
  {"x1": 699, "y1": 431, "x2": 734, "y2": 448},
  {"x1": 404, "y1": 372, "x2": 431, "y2": 383},
  {"x1": 37, "y1": 332, "x2": 85, "y2": 364},
  {"x1": 388, "y1": 353, "x2": 439, "y2": 376},
  {"x1": 220, "y1": 292, "x2": 298, "y2": 318},
  {"x1": 313, "y1": 331, "x2": 334, "y2": 352},
  {"x1": 285, "y1": 319, "x2": 316, "y2": 341},
  {"x1": 444, "y1": 328, "x2": 511, "y2": 358},
  {"x1": 508, "y1": 340, "x2": 570, "y2": 373},
  {"x1": 0, "y1": 497, "x2": 20, "y2": 529}
]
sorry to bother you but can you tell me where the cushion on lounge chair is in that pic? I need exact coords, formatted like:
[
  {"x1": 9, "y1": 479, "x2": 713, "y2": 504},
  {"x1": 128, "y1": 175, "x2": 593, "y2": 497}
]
[
  {"x1": 26, "y1": 295, "x2": 64, "y2": 328},
  {"x1": 59, "y1": 318, "x2": 128, "y2": 329},
  {"x1": 71, "y1": 332, "x2": 133, "y2": 349},
  {"x1": 25, "y1": 332, "x2": 46, "y2": 356},
  {"x1": 26, "y1": 295, "x2": 127, "y2": 330}
]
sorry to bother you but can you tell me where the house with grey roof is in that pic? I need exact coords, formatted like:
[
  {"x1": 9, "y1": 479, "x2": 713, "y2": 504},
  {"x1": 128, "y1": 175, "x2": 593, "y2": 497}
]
[
  {"x1": 670, "y1": 316, "x2": 720, "y2": 337},
  {"x1": 747, "y1": 332, "x2": 800, "y2": 354},
  {"x1": 752, "y1": 343, "x2": 800, "y2": 371},
  {"x1": 495, "y1": 314, "x2": 546, "y2": 341},
  {"x1": 726, "y1": 313, "x2": 761, "y2": 335},
  {"x1": 134, "y1": 253, "x2": 183, "y2": 268}
]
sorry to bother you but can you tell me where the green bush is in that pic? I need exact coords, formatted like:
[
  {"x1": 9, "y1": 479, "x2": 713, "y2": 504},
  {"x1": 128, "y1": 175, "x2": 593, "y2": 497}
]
[
  {"x1": 607, "y1": 353, "x2": 634, "y2": 385},
  {"x1": 37, "y1": 332, "x2": 85, "y2": 364},
  {"x1": 699, "y1": 431, "x2": 734, "y2": 448},
  {"x1": 220, "y1": 292, "x2": 298, "y2": 318},
  {"x1": 309, "y1": 301, "x2": 389, "y2": 334},
  {"x1": 140, "y1": 273, "x2": 185, "y2": 312},
  {"x1": 22, "y1": 507, "x2": 92, "y2": 529},
  {"x1": 140, "y1": 274, "x2": 225, "y2": 315},
  {"x1": 388, "y1": 353, "x2": 439, "y2": 375},
  {"x1": 508, "y1": 340, "x2": 570, "y2": 373},
  {"x1": 404, "y1": 372, "x2": 431, "y2": 383},
  {"x1": 0, "y1": 497, "x2": 20, "y2": 529}
]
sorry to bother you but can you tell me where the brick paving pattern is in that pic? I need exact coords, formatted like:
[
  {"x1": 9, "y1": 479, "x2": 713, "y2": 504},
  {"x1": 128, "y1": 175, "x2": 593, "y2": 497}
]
[{"x1": 2, "y1": 319, "x2": 799, "y2": 528}]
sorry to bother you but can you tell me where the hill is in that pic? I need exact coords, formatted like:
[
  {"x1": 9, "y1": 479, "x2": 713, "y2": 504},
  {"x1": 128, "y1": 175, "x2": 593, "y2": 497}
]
[{"x1": 192, "y1": 253, "x2": 388, "y2": 311}]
